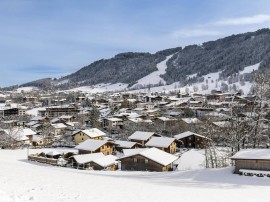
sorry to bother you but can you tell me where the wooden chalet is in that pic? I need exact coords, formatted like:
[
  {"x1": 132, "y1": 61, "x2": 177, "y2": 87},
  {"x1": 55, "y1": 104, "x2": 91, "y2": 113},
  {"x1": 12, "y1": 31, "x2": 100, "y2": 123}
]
[
  {"x1": 115, "y1": 140, "x2": 142, "y2": 152},
  {"x1": 119, "y1": 148, "x2": 178, "y2": 172},
  {"x1": 145, "y1": 137, "x2": 177, "y2": 154},
  {"x1": 75, "y1": 139, "x2": 116, "y2": 155},
  {"x1": 72, "y1": 128, "x2": 106, "y2": 144},
  {"x1": 174, "y1": 131, "x2": 210, "y2": 148},
  {"x1": 128, "y1": 131, "x2": 161, "y2": 146}
]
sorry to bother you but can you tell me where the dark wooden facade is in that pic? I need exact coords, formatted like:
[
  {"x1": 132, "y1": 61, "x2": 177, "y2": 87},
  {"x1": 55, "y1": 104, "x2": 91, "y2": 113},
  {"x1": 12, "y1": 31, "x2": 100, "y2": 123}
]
[
  {"x1": 120, "y1": 154, "x2": 173, "y2": 172},
  {"x1": 177, "y1": 135, "x2": 208, "y2": 149}
]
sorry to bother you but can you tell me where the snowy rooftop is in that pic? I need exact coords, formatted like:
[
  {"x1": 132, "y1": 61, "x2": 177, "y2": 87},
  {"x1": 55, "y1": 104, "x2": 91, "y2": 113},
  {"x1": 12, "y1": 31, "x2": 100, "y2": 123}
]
[
  {"x1": 79, "y1": 128, "x2": 106, "y2": 138},
  {"x1": 93, "y1": 155, "x2": 118, "y2": 167},
  {"x1": 121, "y1": 148, "x2": 178, "y2": 166},
  {"x1": 72, "y1": 153, "x2": 105, "y2": 164},
  {"x1": 75, "y1": 139, "x2": 110, "y2": 152},
  {"x1": 128, "y1": 131, "x2": 156, "y2": 141},
  {"x1": 145, "y1": 137, "x2": 175, "y2": 148},
  {"x1": 51, "y1": 123, "x2": 67, "y2": 129},
  {"x1": 115, "y1": 140, "x2": 138, "y2": 149},
  {"x1": 231, "y1": 149, "x2": 270, "y2": 160},
  {"x1": 174, "y1": 131, "x2": 207, "y2": 140}
]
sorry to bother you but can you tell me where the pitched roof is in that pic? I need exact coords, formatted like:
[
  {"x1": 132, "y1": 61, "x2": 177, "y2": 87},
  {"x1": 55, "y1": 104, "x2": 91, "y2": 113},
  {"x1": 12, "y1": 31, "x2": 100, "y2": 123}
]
[
  {"x1": 128, "y1": 131, "x2": 156, "y2": 141},
  {"x1": 231, "y1": 149, "x2": 270, "y2": 160},
  {"x1": 51, "y1": 123, "x2": 67, "y2": 129},
  {"x1": 92, "y1": 155, "x2": 118, "y2": 167},
  {"x1": 72, "y1": 153, "x2": 105, "y2": 164},
  {"x1": 120, "y1": 148, "x2": 178, "y2": 166},
  {"x1": 75, "y1": 128, "x2": 106, "y2": 138},
  {"x1": 115, "y1": 140, "x2": 138, "y2": 149},
  {"x1": 75, "y1": 139, "x2": 110, "y2": 152},
  {"x1": 174, "y1": 131, "x2": 207, "y2": 140},
  {"x1": 145, "y1": 137, "x2": 175, "y2": 148}
]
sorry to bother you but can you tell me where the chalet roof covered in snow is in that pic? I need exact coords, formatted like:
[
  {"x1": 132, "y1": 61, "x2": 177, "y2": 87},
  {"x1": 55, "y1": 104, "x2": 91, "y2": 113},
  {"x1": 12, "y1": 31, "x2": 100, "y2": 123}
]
[
  {"x1": 122, "y1": 148, "x2": 147, "y2": 156},
  {"x1": 75, "y1": 139, "x2": 112, "y2": 152},
  {"x1": 145, "y1": 137, "x2": 175, "y2": 148},
  {"x1": 128, "y1": 131, "x2": 157, "y2": 141},
  {"x1": 120, "y1": 148, "x2": 178, "y2": 166},
  {"x1": 92, "y1": 155, "x2": 118, "y2": 167},
  {"x1": 74, "y1": 128, "x2": 106, "y2": 138},
  {"x1": 51, "y1": 123, "x2": 67, "y2": 129},
  {"x1": 115, "y1": 140, "x2": 139, "y2": 149},
  {"x1": 174, "y1": 131, "x2": 208, "y2": 140},
  {"x1": 231, "y1": 149, "x2": 270, "y2": 160},
  {"x1": 72, "y1": 153, "x2": 105, "y2": 164}
]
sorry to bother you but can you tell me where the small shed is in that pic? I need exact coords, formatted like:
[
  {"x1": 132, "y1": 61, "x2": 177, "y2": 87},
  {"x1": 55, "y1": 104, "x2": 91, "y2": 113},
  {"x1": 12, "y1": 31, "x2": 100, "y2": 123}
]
[{"x1": 231, "y1": 149, "x2": 270, "y2": 174}]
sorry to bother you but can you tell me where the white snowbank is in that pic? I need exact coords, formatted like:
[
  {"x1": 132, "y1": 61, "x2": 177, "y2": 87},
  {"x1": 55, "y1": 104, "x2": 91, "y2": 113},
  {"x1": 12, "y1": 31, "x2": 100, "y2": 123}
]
[{"x1": 0, "y1": 149, "x2": 269, "y2": 202}]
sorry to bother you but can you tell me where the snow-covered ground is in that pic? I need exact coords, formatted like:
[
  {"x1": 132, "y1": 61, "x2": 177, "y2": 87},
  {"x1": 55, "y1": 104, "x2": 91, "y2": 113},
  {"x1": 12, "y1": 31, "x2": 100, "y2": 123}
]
[
  {"x1": 16, "y1": 87, "x2": 39, "y2": 93},
  {"x1": 69, "y1": 83, "x2": 128, "y2": 94},
  {"x1": 132, "y1": 54, "x2": 174, "y2": 87},
  {"x1": 0, "y1": 149, "x2": 269, "y2": 202},
  {"x1": 26, "y1": 107, "x2": 46, "y2": 116}
]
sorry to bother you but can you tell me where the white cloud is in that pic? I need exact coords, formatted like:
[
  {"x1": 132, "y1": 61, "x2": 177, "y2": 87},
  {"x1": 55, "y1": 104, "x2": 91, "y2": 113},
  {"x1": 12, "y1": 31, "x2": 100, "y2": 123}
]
[
  {"x1": 171, "y1": 29, "x2": 221, "y2": 38},
  {"x1": 215, "y1": 14, "x2": 270, "y2": 26}
]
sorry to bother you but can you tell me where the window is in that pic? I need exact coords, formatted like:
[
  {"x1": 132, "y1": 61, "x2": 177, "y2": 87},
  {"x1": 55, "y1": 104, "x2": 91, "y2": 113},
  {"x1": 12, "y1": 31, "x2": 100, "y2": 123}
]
[
  {"x1": 134, "y1": 158, "x2": 137, "y2": 163},
  {"x1": 145, "y1": 159, "x2": 148, "y2": 164},
  {"x1": 82, "y1": 138, "x2": 84, "y2": 141}
]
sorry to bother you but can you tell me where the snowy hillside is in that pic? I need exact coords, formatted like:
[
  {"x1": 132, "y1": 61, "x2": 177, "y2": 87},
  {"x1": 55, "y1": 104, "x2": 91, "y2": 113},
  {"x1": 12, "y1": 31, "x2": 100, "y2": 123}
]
[
  {"x1": 68, "y1": 62, "x2": 260, "y2": 96},
  {"x1": 0, "y1": 149, "x2": 269, "y2": 202},
  {"x1": 132, "y1": 54, "x2": 174, "y2": 87}
]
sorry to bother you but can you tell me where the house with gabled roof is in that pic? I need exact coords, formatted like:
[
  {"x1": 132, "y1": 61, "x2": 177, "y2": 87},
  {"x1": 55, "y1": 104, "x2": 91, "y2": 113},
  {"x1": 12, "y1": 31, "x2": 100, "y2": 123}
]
[
  {"x1": 119, "y1": 148, "x2": 178, "y2": 172},
  {"x1": 174, "y1": 131, "x2": 210, "y2": 148},
  {"x1": 145, "y1": 137, "x2": 177, "y2": 154},
  {"x1": 75, "y1": 139, "x2": 116, "y2": 155},
  {"x1": 128, "y1": 131, "x2": 161, "y2": 146},
  {"x1": 115, "y1": 140, "x2": 142, "y2": 152},
  {"x1": 72, "y1": 128, "x2": 106, "y2": 144}
]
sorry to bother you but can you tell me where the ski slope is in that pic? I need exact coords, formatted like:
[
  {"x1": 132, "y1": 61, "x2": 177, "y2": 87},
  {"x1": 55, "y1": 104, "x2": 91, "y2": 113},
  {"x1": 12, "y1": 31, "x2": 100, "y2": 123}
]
[{"x1": 133, "y1": 54, "x2": 174, "y2": 87}]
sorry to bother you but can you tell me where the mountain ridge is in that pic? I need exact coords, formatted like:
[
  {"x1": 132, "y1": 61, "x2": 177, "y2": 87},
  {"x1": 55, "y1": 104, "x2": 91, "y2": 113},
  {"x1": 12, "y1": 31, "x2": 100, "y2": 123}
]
[{"x1": 6, "y1": 28, "x2": 270, "y2": 91}]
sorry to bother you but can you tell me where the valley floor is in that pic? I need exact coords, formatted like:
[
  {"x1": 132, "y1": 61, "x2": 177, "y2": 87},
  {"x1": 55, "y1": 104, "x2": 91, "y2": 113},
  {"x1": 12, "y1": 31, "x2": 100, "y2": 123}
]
[{"x1": 0, "y1": 149, "x2": 269, "y2": 202}]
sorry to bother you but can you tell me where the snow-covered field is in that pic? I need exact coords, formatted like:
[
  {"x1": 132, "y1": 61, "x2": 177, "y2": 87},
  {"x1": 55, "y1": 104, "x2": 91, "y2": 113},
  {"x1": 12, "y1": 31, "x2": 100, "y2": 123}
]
[{"x1": 0, "y1": 149, "x2": 269, "y2": 202}]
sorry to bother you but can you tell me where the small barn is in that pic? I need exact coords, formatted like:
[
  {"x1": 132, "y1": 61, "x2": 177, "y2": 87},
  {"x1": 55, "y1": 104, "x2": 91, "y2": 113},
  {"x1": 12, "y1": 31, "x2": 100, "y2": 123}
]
[
  {"x1": 231, "y1": 149, "x2": 270, "y2": 174},
  {"x1": 174, "y1": 131, "x2": 210, "y2": 148},
  {"x1": 75, "y1": 139, "x2": 116, "y2": 155},
  {"x1": 72, "y1": 128, "x2": 106, "y2": 144},
  {"x1": 145, "y1": 137, "x2": 177, "y2": 154},
  {"x1": 119, "y1": 148, "x2": 178, "y2": 172},
  {"x1": 128, "y1": 131, "x2": 160, "y2": 146}
]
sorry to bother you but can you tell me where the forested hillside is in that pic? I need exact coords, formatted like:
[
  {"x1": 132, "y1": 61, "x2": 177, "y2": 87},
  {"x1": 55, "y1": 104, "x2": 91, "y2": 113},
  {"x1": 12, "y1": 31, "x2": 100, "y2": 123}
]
[{"x1": 16, "y1": 28, "x2": 270, "y2": 90}]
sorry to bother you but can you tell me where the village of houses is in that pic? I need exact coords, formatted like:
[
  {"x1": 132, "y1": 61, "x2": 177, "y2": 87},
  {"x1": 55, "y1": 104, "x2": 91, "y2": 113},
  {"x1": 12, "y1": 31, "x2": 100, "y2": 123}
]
[{"x1": 0, "y1": 87, "x2": 270, "y2": 177}]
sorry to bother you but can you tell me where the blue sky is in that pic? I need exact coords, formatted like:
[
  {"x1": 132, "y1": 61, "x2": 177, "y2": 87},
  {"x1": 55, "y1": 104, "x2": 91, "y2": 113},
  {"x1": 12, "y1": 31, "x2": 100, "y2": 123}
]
[{"x1": 0, "y1": 0, "x2": 270, "y2": 87}]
